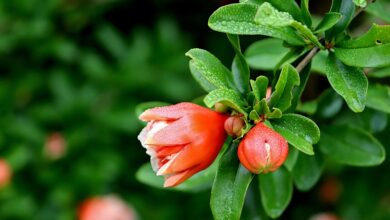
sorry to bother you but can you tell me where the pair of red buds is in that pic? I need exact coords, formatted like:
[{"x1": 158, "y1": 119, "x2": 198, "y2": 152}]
[{"x1": 138, "y1": 102, "x2": 288, "y2": 187}]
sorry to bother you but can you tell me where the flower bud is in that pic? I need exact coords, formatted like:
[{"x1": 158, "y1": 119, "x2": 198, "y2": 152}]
[
  {"x1": 224, "y1": 116, "x2": 245, "y2": 137},
  {"x1": 44, "y1": 132, "x2": 66, "y2": 160},
  {"x1": 138, "y1": 102, "x2": 228, "y2": 187},
  {"x1": 238, "y1": 122, "x2": 288, "y2": 174},
  {"x1": 214, "y1": 102, "x2": 228, "y2": 113}
]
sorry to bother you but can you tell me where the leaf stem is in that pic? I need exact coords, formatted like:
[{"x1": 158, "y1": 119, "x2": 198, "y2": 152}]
[{"x1": 296, "y1": 47, "x2": 319, "y2": 73}]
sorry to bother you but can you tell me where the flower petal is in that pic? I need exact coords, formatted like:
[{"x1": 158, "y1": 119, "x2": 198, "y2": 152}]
[{"x1": 139, "y1": 102, "x2": 199, "y2": 122}]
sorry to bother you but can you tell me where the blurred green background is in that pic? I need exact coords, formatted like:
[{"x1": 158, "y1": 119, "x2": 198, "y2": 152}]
[{"x1": 0, "y1": 0, "x2": 389, "y2": 219}]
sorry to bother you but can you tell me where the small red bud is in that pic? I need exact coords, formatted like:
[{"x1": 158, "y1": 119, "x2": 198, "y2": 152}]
[
  {"x1": 238, "y1": 122, "x2": 288, "y2": 174},
  {"x1": 224, "y1": 116, "x2": 245, "y2": 137},
  {"x1": 214, "y1": 102, "x2": 228, "y2": 113}
]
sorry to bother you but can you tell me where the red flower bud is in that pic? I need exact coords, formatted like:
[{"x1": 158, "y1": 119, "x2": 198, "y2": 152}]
[
  {"x1": 44, "y1": 132, "x2": 66, "y2": 160},
  {"x1": 238, "y1": 123, "x2": 288, "y2": 174},
  {"x1": 78, "y1": 195, "x2": 136, "y2": 220},
  {"x1": 138, "y1": 102, "x2": 228, "y2": 187},
  {"x1": 224, "y1": 116, "x2": 245, "y2": 137}
]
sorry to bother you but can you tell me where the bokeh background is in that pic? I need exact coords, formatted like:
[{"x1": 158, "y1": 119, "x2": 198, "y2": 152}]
[{"x1": 0, "y1": 0, "x2": 389, "y2": 219}]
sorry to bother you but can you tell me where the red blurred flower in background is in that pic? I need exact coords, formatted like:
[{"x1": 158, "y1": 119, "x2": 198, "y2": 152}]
[
  {"x1": 238, "y1": 122, "x2": 288, "y2": 174},
  {"x1": 138, "y1": 102, "x2": 228, "y2": 187},
  {"x1": 44, "y1": 132, "x2": 67, "y2": 160},
  {"x1": 0, "y1": 159, "x2": 11, "y2": 188},
  {"x1": 78, "y1": 195, "x2": 136, "y2": 220}
]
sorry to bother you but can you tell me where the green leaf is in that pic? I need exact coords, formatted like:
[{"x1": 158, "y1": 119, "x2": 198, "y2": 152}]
[
  {"x1": 312, "y1": 50, "x2": 328, "y2": 74},
  {"x1": 334, "y1": 25, "x2": 390, "y2": 68},
  {"x1": 208, "y1": 3, "x2": 305, "y2": 45},
  {"x1": 287, "y1": 61, "x2": 311, "y2": 113},
  {"x1": 353, "y1": 0, "x2": 367, "y2": 7},
  {"x1": 186, "y1": 48, "x2": 236, "y2": 92},
  {"x1": 136, "y1": 162, "x2": 216, "y2": 192},
  {"x1": 254, "y1": 2, "x2": 294, "y2": 26},
  {"x1": 227, "y1": 34, "x2": 250, "y2": 94},
  {"x1": 314, "y1": 12, "x2": 342, "y2": 33},
  {"x1": 366, "y1": 1, "x2": 390, "y2": 23},
  {"x1": 334, "y1": 44, "x2": 390, "y2": 68},
  {"x1": 250, "y1": 76, "x2": 269, "y2": 101},
  {"x1": 245, "y1": 39, "x2": 290, "y2": 70},
  {"x1": 255, "y1": 3, "x2": 323, "y2": 48},
  {"x1": 259, "y1": 167, "x2": 293, "y2": 219},
  {"x1": 366, "y1": 84, "x2": 390, "y2": 114},
  {"x1": 325, "y1": 53, "x2": 368, "y2": 112},
  {"x1": 265, "y1": 108, "x2": 283, "y2": 119},
  {"x1": 241, "y1": 0, "x2": 302, "y2": 21},
  {"x1": 368, "y1": 66, "x2": 390, "y2": 78},
  {"x1": 301, "y1": 0, "x2": 312, "y2": 27},
  {"x1": 292, "y1": 152, "x2": 324, "y2": 191},
  {"x1": 270, "y1": 64, "x2": 300, "y2": 111},
  {"x1": 135, "y1": 102, "x2": 170, "y2": 118},
  {"x1": 204, "y1": 88, "x2": 248, "y2": 116},
  {"x1": 271, "y1": 113, "x2": 320, "y2": 155},
  {"x1": 315, "y1": 89, "x2": 344, "y2": 119},
  {"x1": 320, "y1": 125, "x2": 385, "y2": 166},
  {"x1": 326, "y1": 0, "x2": 355, "y2": 37},
  {"x1": 211, "y1": 142, "x2": 254, "y2": 220},
  {"x1": 284, "y1": 147, "x2": 299, "y2": 171}
]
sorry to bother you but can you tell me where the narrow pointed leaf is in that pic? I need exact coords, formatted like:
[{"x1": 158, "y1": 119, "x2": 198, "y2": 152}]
[
  {"x1": 314, "y1": 12, "x2": 342, "y2": 33},
  {"x1": 228, "y1": 34, "x2": 250, "y2": 94}
]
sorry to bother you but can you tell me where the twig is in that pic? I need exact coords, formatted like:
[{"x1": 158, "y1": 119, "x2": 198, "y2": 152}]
[{"x1": 296, "y1": 47, "x2": 319, "y2": 73}]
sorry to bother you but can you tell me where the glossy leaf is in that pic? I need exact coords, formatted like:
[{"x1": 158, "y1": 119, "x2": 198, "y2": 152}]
[
  {"x1": 320, "y1": 125, "x2": 385, "y2": 166},
  {"x1": 186, "y1": 48, "x2": 236, "y2": 92},
  {"x1": 366, "y1": 84, "x2": 390, "y2": 114},
  {"x1": 271, "y1": 113, "x2": 320, "y2": 155},
  {"x1": 312, "y1": 50, "x2": 328, "y2": 74},
  {"x1": 326, "y1": 0, "x2": 355, "y2": 37},
  {"x1": 287, "y1": 62, "x2": 311, "y2": 113},
  {"x1": 259, "y1": 167, "x2": 293, "y2": 219},
  {"x1": 208, "y1": 3, "x2": 305, "y2": 45},
  {"x1": 270, "y1": 64, "x2": 300, "y2": 111},
  {"x1": 265, "y1": 0, "x2": 302, "y2": 21},
  {"x1": 366, "y1": 1, "x2": 390, "y2": 23},
  {"x1": 335, "y1": 24, "x2": 390, "y2": 67},
  {"x1": 228, "y1": 34, "x2": 250, "y2": 94},
  {"x1": 334, "y1": 44, "x2": 390, "y2": 68},
  {"x1": 136, "y1": 162, "x2": 216, "y2": 192},
  {"x1": 325, "y1": 53, "x2": 368, "y2": 112},
  {"x1": 314, "y1": 12, "x2": 342, "y2": 33},
  {"x1": 250, "y1": 76, "x2": 269, "y2": 101},
  {"x1": 301, "y1": 0, "x2": 312, "y2": 27},
  {"x1": 211, "y1": 142, "x2": 254, "y2": 220},
  {"x1": 292, "y1": 152, "x2": 324, "y2": 191},
  {"x1": 245, "y1": 39, "x2": 290, "y2": 70},
  {"x1": 204, "y1": 88, "x2": 248, "y2": 116}
]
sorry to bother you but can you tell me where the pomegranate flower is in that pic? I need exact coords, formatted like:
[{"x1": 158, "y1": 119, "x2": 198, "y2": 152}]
[
  {"x1": 238, "y1": 122, "x2": 288, "y2": 174},
  {"x1": 138, "y1": 102, "x2": 228, "y2": 187}
]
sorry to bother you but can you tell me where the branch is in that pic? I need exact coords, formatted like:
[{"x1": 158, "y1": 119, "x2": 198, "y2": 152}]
[{"x1": 296, "y1": 47, "x2": 319, "y2": 73}]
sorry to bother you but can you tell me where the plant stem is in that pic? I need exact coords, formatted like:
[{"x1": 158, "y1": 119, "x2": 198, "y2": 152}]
[{"x1": 296, "y1": 47, "x2": 319, "y2": 73}]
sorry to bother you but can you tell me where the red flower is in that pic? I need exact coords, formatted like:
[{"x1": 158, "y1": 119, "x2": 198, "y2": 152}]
[
  {"x1": 78, "y1": 195, "x2": 136, "y2": 220},
  {"x1": 238, "y1": 122, "x2": 288, "y2": 174},
  {"x1": 0, "y1": 159, "x2": 11, "y2": 188},
  {"x1": 138, "y1": 102, "x2": 228, "y2": 187}
]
